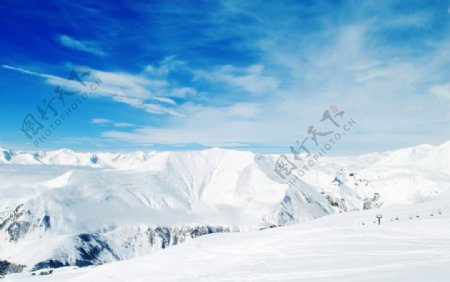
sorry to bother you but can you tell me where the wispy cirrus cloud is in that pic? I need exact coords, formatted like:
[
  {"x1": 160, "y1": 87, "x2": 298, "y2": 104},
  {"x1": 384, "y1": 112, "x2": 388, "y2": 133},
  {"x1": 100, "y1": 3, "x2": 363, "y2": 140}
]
[
  {"x1": 99, "y1": 1, "x2": 450, "y2": 152},
  {"x1": 57, "y1": 35, "x2": 106, "y2": 56},
  {"x1": 194, "y1": 64, "x2": 279, "y2": 95},
  {"x1": 1, "y1": 63, "x2": 184, "y2": 116},
  {"x1": 3, "y1": 1, "x2": 450, "y2": 152},
  {"x1": 113, "y1": 122, "x2": 135, "y2": 128},
  {"x1": 2, "y1": 64, "x2": 69, "y2": 83},
  {"x1": 91, "y1": 118, "x2": 135, "y2": 128},
  {"x1": 101, "y1": 103, "x2": 276, "y2": 147},
  {"x1": 91, "y1": 118, "x2": 111, "y2": 124},
  {"x1": 430, "y1": 83, "x2": 450, "y2": 100},
  {"x1": 145, "y1": 55, "x2": 186, "y2": 77}
]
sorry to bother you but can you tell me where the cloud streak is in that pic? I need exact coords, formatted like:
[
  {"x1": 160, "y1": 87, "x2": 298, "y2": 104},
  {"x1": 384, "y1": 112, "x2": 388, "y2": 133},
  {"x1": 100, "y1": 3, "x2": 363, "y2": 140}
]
[
  {"x1": 430, "y1": 83, "x2": 450, "y2": 100},
  {"x1": 195, "y1": 64, "x2": 279, "y2": 95},
  {"x1": 1, "y1": 64, "x2": 184, "y2": 116},
  {"x1": 91, "y1": 118, "x2": 135, "y2": 128},
  {"x1": 57, "y1": 35, "x2": 106, "y2": 56},
  {"x1": 91, "y1": 118, "x2": 110, "y2": 124}
]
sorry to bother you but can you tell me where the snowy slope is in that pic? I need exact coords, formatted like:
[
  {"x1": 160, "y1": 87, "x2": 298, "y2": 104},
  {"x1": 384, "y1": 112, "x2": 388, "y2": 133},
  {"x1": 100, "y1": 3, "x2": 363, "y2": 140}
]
[
  {"x1": 0, "y1": 149, "x2": 330, "y2": 271},
  {"x1": 6, "y1": 197, "x2": 450, "y2": 282},
  {"x1": 0, "y1": 141, "x2": 449, "y2": 273}
]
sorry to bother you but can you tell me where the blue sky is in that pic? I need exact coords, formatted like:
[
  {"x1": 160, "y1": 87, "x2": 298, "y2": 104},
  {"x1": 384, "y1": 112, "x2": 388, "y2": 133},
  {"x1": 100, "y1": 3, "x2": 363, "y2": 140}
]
[{"x1": 1, "y1": 0, "x2": 450, "y2": 154}]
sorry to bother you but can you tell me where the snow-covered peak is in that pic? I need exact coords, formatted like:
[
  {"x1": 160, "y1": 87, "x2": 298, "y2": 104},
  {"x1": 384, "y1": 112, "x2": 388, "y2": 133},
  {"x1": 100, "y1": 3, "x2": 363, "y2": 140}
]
[{"x1": 0, "y1": 141, "x2": 447, "y2": 171}]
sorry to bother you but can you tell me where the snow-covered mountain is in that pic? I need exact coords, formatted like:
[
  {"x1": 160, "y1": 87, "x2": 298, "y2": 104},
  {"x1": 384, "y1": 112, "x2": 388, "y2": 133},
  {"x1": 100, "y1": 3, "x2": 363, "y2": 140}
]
[
  {"x1": 9, "y1": 198, "x2": 450, "y2": 282},
  {"x1": 1, "y1": 141, "x2": 449, "y2": 274}
]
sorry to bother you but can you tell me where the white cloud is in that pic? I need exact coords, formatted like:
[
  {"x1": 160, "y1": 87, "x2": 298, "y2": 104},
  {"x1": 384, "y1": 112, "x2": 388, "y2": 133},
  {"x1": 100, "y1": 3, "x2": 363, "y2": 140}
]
[
  {"x1": 379, "y1": 11, "x2": 432, "y2": 27},
  {"x1": 2, "y1": 64, "x2": 69, "y2": 83},
  {"x1": 113, "y1": 122, "x2": 135, "y2": 128},
  {"x1": 91, "y1": 119, "x2": 135, "y2": 128},
  {"x1": 92, "y1": 118, "x2": 111, "y2": 124},
  {"x1": 57, "y1": 35, "x2": 106, "y2": 56},
  {"x1": 195, "y1": 64, "x2": 279, "y2": 94},
  {"x1": 2, "y1": 64, "x2": 183, "y2": 116},
  {"x1": 101, "y1": 102, "x2": 298, "y2": 147},
  {"x1": 430, "y1": 83, "x2": 450, "y2": 99},
  {"x1": 100, "y1": 8, "x2": 450, "y2": 151},
  {"x1": 169, "y1": 87, "x2": 197, "y2": 98},
  {"x1": 145, "y1": 56, "x2": 185, "y2": 77}
]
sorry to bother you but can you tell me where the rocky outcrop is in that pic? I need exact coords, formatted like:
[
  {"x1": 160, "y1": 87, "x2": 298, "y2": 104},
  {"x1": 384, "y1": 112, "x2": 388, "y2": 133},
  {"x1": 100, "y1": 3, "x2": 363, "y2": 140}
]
[
  {"x1": 30, "y1": 225, "x2": 232, "y2": 271},
  {"x1": 0, "y1": 204, "x2": 51, "y2": 242},
  {"x1": 0, "y1": 260, "x2": 26, "y2": 276}
]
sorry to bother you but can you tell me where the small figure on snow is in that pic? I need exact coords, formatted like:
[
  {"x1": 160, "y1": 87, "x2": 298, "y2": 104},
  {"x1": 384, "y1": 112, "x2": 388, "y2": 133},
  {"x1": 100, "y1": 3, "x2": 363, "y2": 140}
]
[{"x1": 375, "y1": 214, "x2": 383, "y2": 225}]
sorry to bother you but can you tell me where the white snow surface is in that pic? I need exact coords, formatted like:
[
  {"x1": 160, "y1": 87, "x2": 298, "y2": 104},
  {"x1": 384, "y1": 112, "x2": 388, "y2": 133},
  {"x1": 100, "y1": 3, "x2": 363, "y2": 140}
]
[
  {"x1": 6, "y1": 197, "x2": 450, "y2": 282},
  {"x1": 0, "y1": 141, "x2": 450, "y2": 277}
]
